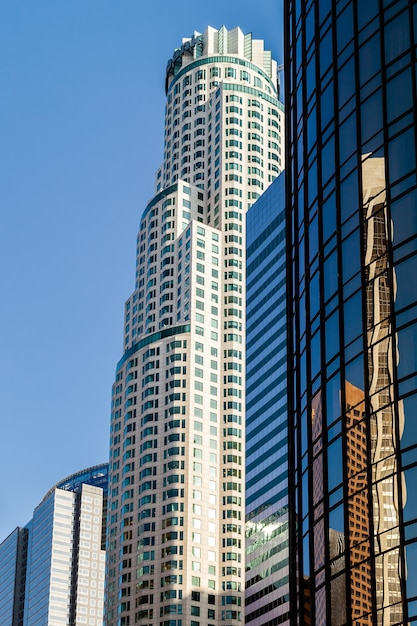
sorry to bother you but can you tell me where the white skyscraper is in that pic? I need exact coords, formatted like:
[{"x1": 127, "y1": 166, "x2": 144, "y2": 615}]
[{"x1": 105, "y1": 26, "x2": 284, "y2": 626}]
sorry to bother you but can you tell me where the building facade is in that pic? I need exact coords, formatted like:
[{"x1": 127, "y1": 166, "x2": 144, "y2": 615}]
[
  {"x1": 0, "y1": 527, "x2": 28, "y2": 626},
  {"x1": 245, "y1": 173, "x2": 290, "y2": 626},
  {"x1": 0, "y1": 464, "x2": 108, "y2": 626},
  {"x1": 105, "y1": 26, "x2": 284, "y2": 626},
  {"x1": 285, "y1": 1, "x2": 417, "y2": 624}
]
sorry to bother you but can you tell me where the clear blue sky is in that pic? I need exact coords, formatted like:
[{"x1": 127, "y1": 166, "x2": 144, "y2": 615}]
[{"x1": 0, "y1": 1, "x2": 283, "y2": 540}]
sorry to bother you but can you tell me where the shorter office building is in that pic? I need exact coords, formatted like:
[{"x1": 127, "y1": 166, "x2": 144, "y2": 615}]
[
  {"x1": 0, "y1": 464, "x2": 108, "y2": 626},
  {"x1": 245, "y1": 173, "x2": 290, "y2": 625}
]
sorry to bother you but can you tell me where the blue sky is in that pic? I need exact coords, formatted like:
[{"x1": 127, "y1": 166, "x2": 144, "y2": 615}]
[{"x1": 0, "y1": 1, "x2": 283, "y2": 540}]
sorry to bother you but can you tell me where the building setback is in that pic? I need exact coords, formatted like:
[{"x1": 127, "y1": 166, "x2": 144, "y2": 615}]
[
  {"x1": 245, "y1": 172, "x2": 290, "y2": 626},
  {"x1": 105, "y1": 26, "x2": 284, "y2": 626},
  {"x1": 0, "y1": 464, "x2": 108, "y2": 626},
  {"x1": 284, "y1": 0, "x2": 417, "y2": 624}
]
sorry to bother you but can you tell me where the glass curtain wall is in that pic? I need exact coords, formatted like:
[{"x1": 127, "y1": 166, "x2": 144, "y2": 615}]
[{"x1": 285, "y1": 0, "x2": 417, "y2": 624}]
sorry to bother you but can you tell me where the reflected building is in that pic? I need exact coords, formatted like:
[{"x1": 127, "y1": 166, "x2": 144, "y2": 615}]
[
  {"x1": 104, "y1": 26, "x2": 284, "y2": 626},
  {"x1": 285, "y1": 1, "x2": 417, "y2": 624},
  {"x1": 245, "y1": 173, "x2": 290, "y2": 625},
  {"x1": 0, "y1": 464, "x2": 108, "y2": 626}
]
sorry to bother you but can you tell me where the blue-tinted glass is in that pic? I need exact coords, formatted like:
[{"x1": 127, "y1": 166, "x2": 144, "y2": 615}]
[
  {"x1": 389, "y1": 128, "x2": 416, "y2": 183},
  {"x1": 344, "y1": 291, "x2": 363, "y2": 345},
  {"x1": 326, "y1": 373, "x2": 341, "y2": 423},
  {"x1": 324, "y1": 251, "x2": 338, "y2": 302},
  {"x1": 306, "y1": 56, "x2": 316, "y2": 102},
  {"x1": 319, "y1": 0, "x2": 331, "y2": 23},
  {"x1": 329, "y1": 502, "x2": 344, "y2": 534},
  {"x1": 320, "y1": 82, "x2": 334, "y2": 131},
  {"x1": 386, "y1": 69, "x2": 412, "y2": 122},
  {"x1": 336, "y1": 3, "x2": 353, "y2": 52},
  {"x1": 361, "y1": 89, "x2": 383, "y2": 144},
  {"x1": 400, "y1": 394, "x2": 417, "y2": 450},
  {"x1": 319, "y1": 28, "x2": 332, "y2": 77},
  {"x1": 394, "y1": 254, "x2": 417, "y2": 311},
  {"x1": 357, "y1": 0, "x2": 379, "y2": 29},
  {"x1": 384, "y1": 11, "x2": 410, "y2": 66},
  {"x1": 325, "y1": 309, "x2": 340, "y2": 363},
  {"x1": 327, "y1": 438, "x2": 343, "y2": 491},
  {"x1": 311, "y1": 330, "x2": 321, "y2": 380},
  {"x1": 307, "y1": 106, "x2": 317, "y2": 152},
  {"x1": 342, "y1": 228, "x2": 361, "y2": 283},
  {"x1": 322, "y1": 136, "x2": 335, "y2": 185},
  {"x1": 308, "y1": 160, "x2": 318, "y2": 206},
  {"x1": 306, "y1": 5, "x2": 315, "y2": 53},
  {"x1": 338, "y1": 57, "x2": 356, "y2": 110},
  {"x1": 359, "y1": 32, "x2": 381, "y2": 85},
  {"x1": 340, "y1": 171, "x2": 359, "y2": 226},
  {"x1": 391, "y1": 189, "x2": 417, "y2": 245},
  {"x1": 339, "y1": 111, "x2": 357, "y2": 165},
  {"x1": 397, "y1": 323, "x2": 417, "y2": 380},
  {"x1": 345, "y1": 353, "x2": 364, "y2": 391},
  {"x1": 405, "y1": 541, "x2": 417, "y2": 598},
  {"x1": 309, "y1": 214, "x2": 319, "y2": 261},
  {"x1": 322, "y1": 192, "x2": 337, "y2": 243}
]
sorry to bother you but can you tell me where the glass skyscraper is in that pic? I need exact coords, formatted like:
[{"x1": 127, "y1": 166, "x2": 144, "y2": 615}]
[
  {"x1": 285, "y1": 0, "x2": 417, "y2": 624},
  {"x1": 0, "y1": 464, "x2": 108, "y2": 626},
  {"x1": 0, "y1": 527, "x2": 28, "y2": 626},
  {"x1": 105, "y1": 26, "x2": 284, "y2": 626},
  {"x1": 245, "y1": 172, "x2": 290, "y2": 626}
]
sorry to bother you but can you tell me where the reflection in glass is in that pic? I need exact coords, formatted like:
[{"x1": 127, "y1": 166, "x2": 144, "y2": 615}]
[{"x1": 362, "y1": 155, "x2": 404, "y2": 624}]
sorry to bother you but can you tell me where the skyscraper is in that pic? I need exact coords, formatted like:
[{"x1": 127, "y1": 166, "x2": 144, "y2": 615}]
[
  {"x1": 105, "y1": 26, "x2": 284, "y2": 626},
  {"x1": 245, "y1": 173, "x2": 290, "y2": 626},
  {"x1": 285, "y1": 1, "x2": 417, "y2": 623},
  {"x1": 0, "y1": 464, "x2": 108, "y2": 626},
  {"x1": 0, "y1": 527, "x2": 28, "y2": 626}
]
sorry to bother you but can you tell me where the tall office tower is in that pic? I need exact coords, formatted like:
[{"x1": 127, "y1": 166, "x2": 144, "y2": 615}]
[
  {"x1": 245, "y1": 173, "x2": 290, "y2": 626},
  {"x1": 285, "y1": 1, "x2": 417, "y2": 624},
  {"x1": 0, "y1": 527, "x2": 28, "y2": 626},
  {"x1": 0, "y1": 464, "x2": 108, "y2": 626},
  {"x1": 105, "y1": 26, "x2": 284, "y2": 626}
]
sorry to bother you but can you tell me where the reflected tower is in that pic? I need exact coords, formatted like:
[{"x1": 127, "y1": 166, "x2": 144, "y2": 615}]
[{"x1": 285, "y1": 1, "x2": 417, "y2": 624}]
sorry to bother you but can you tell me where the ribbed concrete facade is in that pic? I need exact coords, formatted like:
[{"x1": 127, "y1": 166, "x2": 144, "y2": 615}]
[{"x1": 105, "y1": 26, "x2": 284, "y2": 626}]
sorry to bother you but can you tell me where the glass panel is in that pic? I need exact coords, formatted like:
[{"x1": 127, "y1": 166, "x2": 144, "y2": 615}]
[
  {"x1": 327, "y1": 437, "x2": 343, "y2": 492},
  {"x1": 388, "y1": 127, "x2": 416, "y2": 183},
  {"x1": 361, "y1": 89, "x2": 383, "y2": 144},
  {"x1": 359, "y1": 32, "x2": 381, "y2": 85},
  {"x1": 391, "y1": 189, "x2": 417, "y2": 248},
  {"x1": 324, "y1": 251, "x2": 338, "y2": 303},
  {"x1": 394, "y1": 254, "x2": 417, "y2": 312},
  {"x1": 338, "y1": 57, "x2": 355, "y2": 110},
  {"x1": 343, "y1": 291, "x2": 363, "y2": 346},
  {"x1": 326, "y1": 373, "x2": 341, "y2": 424},
  {"x1": 357, "y1": 0, "x2": 379, "y2": 30},
  {"x1": 322, "y1": 191, "x2": 337, "y2": 243},
  {"x1": 397, "y1": 323, "x2": 417, "y2": 380},
  {"x1": 400, "y1": 393, "x2": 417, "y2": 451},
  {"x1": 325, "y1": 309, "x2": 339, "y2": 363},
  {"x1": 384, "y1": 11, "x2": 410, "y2": 65},
  {"x1": 340, "y1": 170, "x2": 359, "y2": 225},
  {"x1": 386, "y1": 69, "x2": 412, "y2": 122},
  {"x1": 405, "y1": 542, "x2": 417, "y2": 598},
  {"x1": 342, "y1": 228, "x2": 361, "y2": 283},
  {"x1": 403, "y1": 466, "x2": 417, "y2": 523}
]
